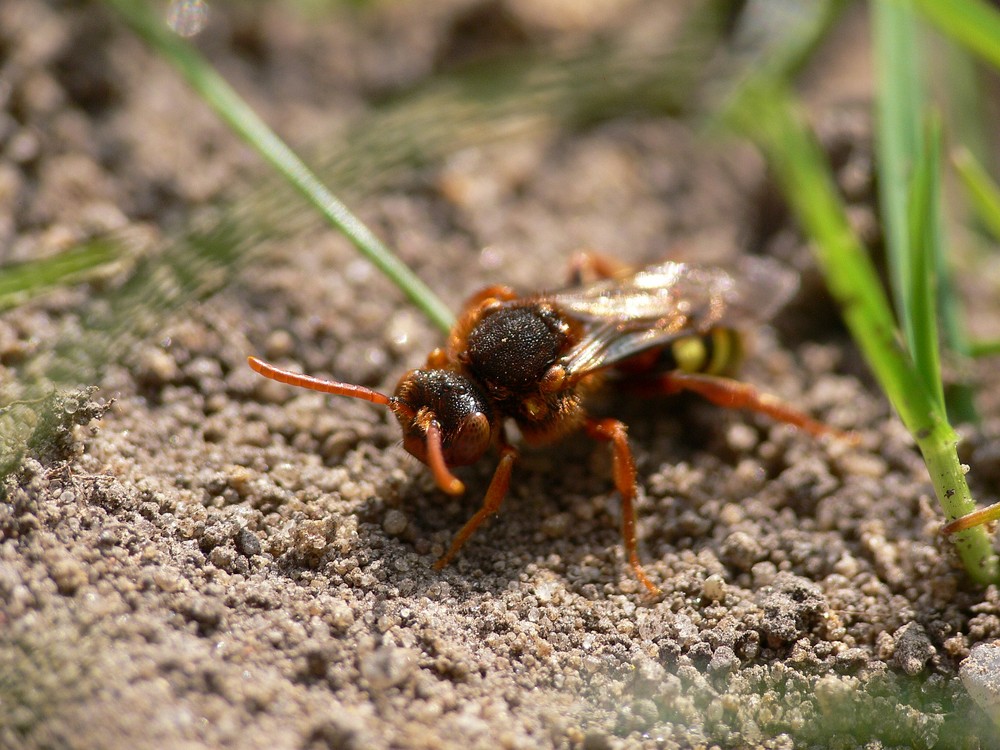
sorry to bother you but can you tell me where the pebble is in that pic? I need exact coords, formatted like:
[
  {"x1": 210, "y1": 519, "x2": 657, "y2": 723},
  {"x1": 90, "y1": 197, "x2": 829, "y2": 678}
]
[
  {"x1": 960, "y1": 642, "x2": 1000, "y2": 726},
  {"x1": 702, "y1": 573, "x2": 726, "y2": 602},
  {"x1": 382, "y1": 509, "x2": 408, "y2": 537},
  {"x1": 892, "y1": 622, "x2": 935, "y2": 676},
  {"x1": 235, "y1": 528, "x2": 262, "y2": 557},
  {"x1": 49, "y1": 556, "x2": 88, "y2": 595},
  {"x1": 360, "y1": 644, "x2": 416, "y2": 691}
]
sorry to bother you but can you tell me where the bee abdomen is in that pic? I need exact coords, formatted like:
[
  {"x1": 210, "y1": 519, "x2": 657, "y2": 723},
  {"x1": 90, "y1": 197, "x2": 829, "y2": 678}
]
[{"x1": 664, "y1": 328, "x2": 743, "y2": 376}]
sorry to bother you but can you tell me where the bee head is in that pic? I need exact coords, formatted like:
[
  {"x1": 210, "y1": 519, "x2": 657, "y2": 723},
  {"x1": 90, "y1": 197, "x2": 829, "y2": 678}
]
[
  {"x1": 390, "y1": 369, "x2": 496, "y2": 494},
  {"x1": 247, "y1": 356, "x2": 494, "y2": 496}
]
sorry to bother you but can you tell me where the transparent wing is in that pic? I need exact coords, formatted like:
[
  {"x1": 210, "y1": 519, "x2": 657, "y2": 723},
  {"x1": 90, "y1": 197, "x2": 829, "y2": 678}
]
[{"x1": 551, "y1": 257, "x2": 798, "y2": 377}]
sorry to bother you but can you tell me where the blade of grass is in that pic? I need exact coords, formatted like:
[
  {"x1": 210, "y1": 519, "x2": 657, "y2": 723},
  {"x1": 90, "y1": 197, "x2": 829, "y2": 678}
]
[
  {"x1": 925, "y1": 37, "x2": 983, "y2": 424},
  {"x1": 0, "y1": 240, "x2": 123, "y2": 311},
  {"x1": 876, "y1": 1, "x2": 978, "y2": 422},
  {"x1": 912, "y1": 0, "x2": 1000, "y2": 395},
  {"x1": 725, "y1": 79, "x2": 999, "y2": 583},
  {"x1": 873, "y1": 0, "x2": 924, "y2": 360},
  {"x1": 102, "y1": 0, "x2": 455, "y2": 333},
  {"x1": 953, "y1": 147, "x2": 1000, "y2": 241},
  {"x1": 909, "y1": 0, "x2": 1000, "y2": 70},
  {"x1": 970, "y1": 339, "x2": 1000, "y2": 357},
  {"x1": 905, "y1": 114, "x2": 946, "y2": 414}
]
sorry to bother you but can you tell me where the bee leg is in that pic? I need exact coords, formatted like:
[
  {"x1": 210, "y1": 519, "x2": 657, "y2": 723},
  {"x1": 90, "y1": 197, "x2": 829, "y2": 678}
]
[
  {"x1": 567, "y1": 250, "x2": 633, "y2": 285},
  {"x1": 433, "y1": 441, "x2": 519, "y2": 571},
  {"x1": 584, "y1": 418, "x2": 661, "y2": 596},
  {"x1": 657, "y1": 371, "x2": 854, "y2": 441},
  {"x1": 459, "y1": 285, "x2": 519, "y2": 313}
]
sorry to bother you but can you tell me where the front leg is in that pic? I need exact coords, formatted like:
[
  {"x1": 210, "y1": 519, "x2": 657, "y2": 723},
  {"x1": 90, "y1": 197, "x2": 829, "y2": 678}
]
[
  {"x1": 584, "y1": 417, "x2": 661, "y2": 596},
  {"x1": 433, "y1": 436, "x2": 519, "y2": 571}
]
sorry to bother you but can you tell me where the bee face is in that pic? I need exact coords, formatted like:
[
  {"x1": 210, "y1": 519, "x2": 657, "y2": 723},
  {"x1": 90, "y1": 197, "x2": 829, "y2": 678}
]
[{"x1": 392, "y1": 369, "x2": 495, "y2": 467}]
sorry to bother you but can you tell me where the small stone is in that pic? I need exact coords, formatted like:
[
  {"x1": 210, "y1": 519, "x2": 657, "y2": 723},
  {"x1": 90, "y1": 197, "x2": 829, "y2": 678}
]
[
  {"x1": 540, "y1": 512, "x2": 570, "y2": 539},
  {"x1": 720, "y1": 531, "x2": 763, "y2": 571},
  {"x1": 304, "y1": 718, "x2": 360, "y2": 750},
  {"x1": 815, "y1": 674, "x2": 854, "y2": 715},
  {"x1": 582, "y1": 730, "x2": 612, "y2": 750},
  {"x1": 264, "y1": 329, "x2": 294, "y2": 359},
  {"x1": 759, "y1": 573, "x2": 825, "y2": 645},
  {"x1": 708, "y1": 645, "x2": 738, "y2": 674},
  {"x1": 360, "y1": 644, "x2": 416, "y2": 690},
  {"x1": 702, "y1": 573, "x2": 726, "y2": 602},
  {"x1": 961, "y1": 642, "x2": 1000, "y2": 726},
  {"x1": 50, "y1": 557, "x2": 87, "y2": 595},
  {"x1": 382, "y1": 509, "x2": 408, "y2": 537},
  {"x1": 209, "y1": 545, "x2": 236, "y2": 570},
  {"x1": 236, "y1": 528, "x2": 262, "y2": 557},
  {"x1": 892, "y1": 622, "x2": 935, "y2": 676},
  {"x1": 0, "y1": 563, "x2": 22, "y2": 600},
  {"x1": 326, "y1": 600, "x2": 355, "y2": 634},
  {"x1": 135, "y1": 346, "x2": 178, "y2": 386},
  {"x1": 179, "y1": 596, "x2": 224, "y2": 634}
]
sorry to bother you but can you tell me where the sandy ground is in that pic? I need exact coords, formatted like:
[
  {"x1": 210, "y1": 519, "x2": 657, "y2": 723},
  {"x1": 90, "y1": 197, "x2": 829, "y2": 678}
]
[{"x1": 2, "y1": 1, "x2": 1000, "y2": 748}]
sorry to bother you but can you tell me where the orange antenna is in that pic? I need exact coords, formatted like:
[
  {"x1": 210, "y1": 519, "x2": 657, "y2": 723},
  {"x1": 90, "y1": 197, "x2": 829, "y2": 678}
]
[
  {"x1": 425, "y1": 420, "x2": 465, "y2": 495},
  {"x1": 247, "y1": 356, "x2": 391, "y2": 406}
]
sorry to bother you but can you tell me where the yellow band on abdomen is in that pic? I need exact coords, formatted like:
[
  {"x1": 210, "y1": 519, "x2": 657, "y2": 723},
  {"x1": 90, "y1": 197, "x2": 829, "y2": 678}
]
[{"x1": 670, "y1": 329, "x2": 743, "y2": 376}]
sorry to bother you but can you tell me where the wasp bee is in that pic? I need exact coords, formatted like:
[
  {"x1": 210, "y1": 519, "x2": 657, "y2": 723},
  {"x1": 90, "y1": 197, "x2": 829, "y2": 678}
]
[{"x1": 249, "y1": 254, "x2": 847, "y2": 595}]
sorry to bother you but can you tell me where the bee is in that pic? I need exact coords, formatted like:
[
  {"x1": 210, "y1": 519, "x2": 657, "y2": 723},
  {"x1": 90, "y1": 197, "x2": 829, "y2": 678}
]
[{"x1": 249, "y1": 255, "x2": 848, "y2": 595}]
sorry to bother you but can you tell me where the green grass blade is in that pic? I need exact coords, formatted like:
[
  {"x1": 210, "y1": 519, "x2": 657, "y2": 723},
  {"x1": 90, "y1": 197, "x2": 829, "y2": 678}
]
[
  {"x1": 910, "y1": 0, "x2": 1000, "y2": 69},
  {"x1": 726, "y1": 80, "x2": 999, "y2": 583},
  {"x1": 728, "y1": 83, "x2": 916, "y2": 426},
  {"x1": 102, "y1": 0, "x2": 455, "y2": 333},
  {"x1": 877, "y1": 0, "x2": 977, "y2": 423},
  {"x1": 873, "y1": 0, "x2": 924, "y2": 348},
  {"x1": 0, "y1": 240, "x2": 123, "y2": 311},
  {"x1": 924, "y1": 35, "x2": 984, "y2": 424},
  {"x1": 970, "y1": 339, "x2": 1000, "y2": 357},
  {"x1": 953, "y1": 147, "x2": 1000, "y2": 241},
  {"x1": 905, "y1": 115, "x2": 946, "y2": 413}
]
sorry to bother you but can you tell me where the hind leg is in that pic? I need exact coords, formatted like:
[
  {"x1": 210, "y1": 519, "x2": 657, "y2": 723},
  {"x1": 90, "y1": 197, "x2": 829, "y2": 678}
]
[
  {"x1": 653, "y1": 371, "x2": 856, "y2": 441},
  {"x1": 566, "y1": 250, "x2": 633, "y2": 285}
]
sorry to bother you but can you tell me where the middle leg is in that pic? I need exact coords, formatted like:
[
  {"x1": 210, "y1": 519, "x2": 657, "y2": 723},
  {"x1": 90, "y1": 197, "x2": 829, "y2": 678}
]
[{"x1": 584, "y1": 417, "x2": 661, "y2": 596}]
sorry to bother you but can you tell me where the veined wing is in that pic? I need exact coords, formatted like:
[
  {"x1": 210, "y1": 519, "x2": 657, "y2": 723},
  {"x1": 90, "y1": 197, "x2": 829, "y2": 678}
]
[{"x1": 551, "y1": 257, "x2": 798, "y2": 378}]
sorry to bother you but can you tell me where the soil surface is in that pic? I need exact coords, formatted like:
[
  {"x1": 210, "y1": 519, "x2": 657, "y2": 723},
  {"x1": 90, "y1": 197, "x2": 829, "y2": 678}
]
[{"x1": 3, "y1": 2, "x2": 1000, "y2": 749}]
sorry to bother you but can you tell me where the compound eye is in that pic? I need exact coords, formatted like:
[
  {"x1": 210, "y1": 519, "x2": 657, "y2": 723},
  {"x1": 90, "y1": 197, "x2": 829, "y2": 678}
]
[{"x1": 446, "y1": 412, "x2": 492, "y2": 466}]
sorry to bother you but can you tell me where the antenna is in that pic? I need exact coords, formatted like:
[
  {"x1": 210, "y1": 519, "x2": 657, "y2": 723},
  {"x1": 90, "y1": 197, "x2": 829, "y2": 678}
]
[{"x1": 247, "y1": 356, "x2": 391, "y2": 406}]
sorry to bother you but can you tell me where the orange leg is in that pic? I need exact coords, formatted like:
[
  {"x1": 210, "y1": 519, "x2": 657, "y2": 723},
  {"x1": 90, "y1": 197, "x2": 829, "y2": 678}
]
[
  {"x1": 584, "y1": 417, "x2": 661, "y2": 596},
  {"x1": 567, "y1": 250, "x2": 633, "y2": 285},
  {"x1": 654, "y1": 371, "x2": 856, "y2": 442},
  {"x1": 459, "y1": 284, "x2": 518, "y2": 313},
  {"x1": 433, "y1": 439, "x2": 519, "y2": 570}
]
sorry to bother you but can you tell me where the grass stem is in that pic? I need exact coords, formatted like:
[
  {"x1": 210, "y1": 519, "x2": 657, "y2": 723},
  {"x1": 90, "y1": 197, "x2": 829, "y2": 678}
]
[{"x1": 103, "y1": 0, "x2": 455, "y2": 333}]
